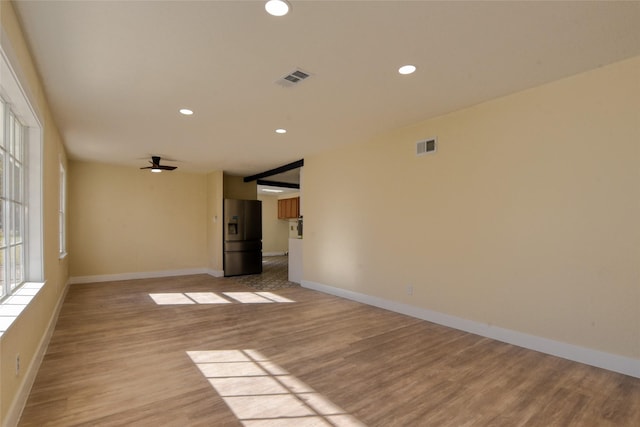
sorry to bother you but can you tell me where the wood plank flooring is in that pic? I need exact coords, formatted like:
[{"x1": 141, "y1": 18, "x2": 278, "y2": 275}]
[{"x1": 18, "y1": 273, "x2": 640, "y2": 426}]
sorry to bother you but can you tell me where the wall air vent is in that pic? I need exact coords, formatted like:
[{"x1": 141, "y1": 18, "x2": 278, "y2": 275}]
[
  {"x1": 416, "y1": 137, "x2": 437, "y2": 156},
  {"x1": 276, "y1": 68, "x2": 312, "y2": 88}
]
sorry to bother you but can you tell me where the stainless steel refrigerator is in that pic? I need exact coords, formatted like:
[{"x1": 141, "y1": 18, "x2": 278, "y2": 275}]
[{"x1": 223, "y1": 199, "x2": 262, "y2": 276}]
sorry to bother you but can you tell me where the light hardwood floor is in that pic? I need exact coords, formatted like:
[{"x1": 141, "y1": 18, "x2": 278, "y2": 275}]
[{"x1": 18, "y1": 274, "x2": 640, "y2": 426}]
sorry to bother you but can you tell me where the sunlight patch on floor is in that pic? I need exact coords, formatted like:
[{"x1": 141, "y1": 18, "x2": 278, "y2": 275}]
[
  {"x1": 148, "y1": 292, "x2": 295, "y2": 305},
  {"x1": 187, "y1": 349, "x2": 366, "y2": 427},
  {"x1": 223, "y1": 292, "x2": 295, "y2": 304}
]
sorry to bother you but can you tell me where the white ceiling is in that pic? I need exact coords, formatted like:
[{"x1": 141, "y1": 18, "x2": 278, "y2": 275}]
[{"x1": 12, "y1": 0, "x2": 640, "y2": 176}]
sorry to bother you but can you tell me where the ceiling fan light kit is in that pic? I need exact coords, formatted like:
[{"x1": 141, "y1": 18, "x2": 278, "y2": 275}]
[{"x1": 140, "y1": 156, "x2": 177, "y2": 172}]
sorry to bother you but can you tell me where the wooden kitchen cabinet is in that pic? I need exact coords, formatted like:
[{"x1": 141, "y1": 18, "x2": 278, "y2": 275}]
[{"x1": 278, "y1": 197, "x2": 300, "y2": 219}]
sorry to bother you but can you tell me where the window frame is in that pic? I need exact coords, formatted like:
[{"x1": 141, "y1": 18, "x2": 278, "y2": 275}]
[
  {"x1": 0, "y1": 42, "x2": 44, "y2": 307},
  {"x1": 59, "y1": 158, "x2": 67, "y2": 258},
  {"x1": 0, "y1": 99, "x2": 27, "y2": 299}
]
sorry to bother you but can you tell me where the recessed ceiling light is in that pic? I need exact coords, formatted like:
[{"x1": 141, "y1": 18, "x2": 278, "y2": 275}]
[
  {"x1": 275, "y1": 128, "x2": 287, "y2": 134},
  {"x1": 263, "y1": 188, "x2": 284, "y2": 193},
  {"x1": 398, "y1": 65, "x2": 417, "y2": 75},
  {"x1": 179, "y1": 108, "x2": 194, "y2": 116},
  {"x1": 265, "y1": 0, "x2": 290, "y2": 17}
]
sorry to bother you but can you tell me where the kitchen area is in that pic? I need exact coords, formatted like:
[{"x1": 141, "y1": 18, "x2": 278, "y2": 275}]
[
  {"x1": 258, "y1": 192, "x2": 303, "y2": 284},
  {"x1": 253, "y1": 161, "x2": 304, "y2": 284},
  {"x1": 281, "y1": 196, "x2": 303, "y2": 284}
]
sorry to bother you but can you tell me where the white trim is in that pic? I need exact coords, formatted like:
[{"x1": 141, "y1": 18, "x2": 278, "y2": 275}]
[
  {"x1": 263, "y1": 252, "x2": 287, "y2": 257},
  {"x1": 25, "y1": 124, "x2": 44, "y2": 282},
  {"x1": 301, "y1": 280, "x2": 640, "y2": 379},
  {"x1": 207, "y1": 269, "x2": 225, "y2": 278},
  {"x1": 0, "y1": 283, "x2": 45, "y2": 336},
  {"x1": 58, "y1": 159, "x2": 67, "y2": 258},
  {"x1": 1, "y1": 30, "x2": 45, "y2": 285},
  {"x1": 3, "y1": 280, "x2": 69, "y2": 427},
  {"x1": 69, "y1": 268, "x2": 210, "y2": 284}
]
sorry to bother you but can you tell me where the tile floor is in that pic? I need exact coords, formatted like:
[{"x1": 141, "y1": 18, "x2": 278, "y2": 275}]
[{"x1": 229, "y1": 255, "x2": 300, "y2": 290}]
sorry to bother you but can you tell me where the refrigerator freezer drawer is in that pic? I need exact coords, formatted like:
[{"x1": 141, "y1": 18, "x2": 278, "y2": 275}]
[{"x1": 224, "y1": 251, "x2": 262, "y2": 276}]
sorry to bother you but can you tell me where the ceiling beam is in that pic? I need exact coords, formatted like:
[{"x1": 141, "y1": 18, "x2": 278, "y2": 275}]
[
  {"x1": 243, "y1": 159, "x2": 304, "y2": 182},
  {"x1": 257, "y1": 180, "x2": 300, "y2": 189}
]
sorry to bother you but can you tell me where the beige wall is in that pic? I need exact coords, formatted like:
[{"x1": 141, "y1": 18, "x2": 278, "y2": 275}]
[
  {"x1": 304, "y1": 56, "x2": 640, "y2": 360},
  {"x1": 278, "y1": 192, "x2": 300, "y2": 200},
  {"x1": 223, "y1": 174, "x2": 257, "y2": 200},
  {"x1": 68, "y1": 161, "x2": 208, "y2": 277},
  {"x1": 0, "y1": 1, "x2": 69, "y2": 424},
  {"x1": 207, "y1": 170, "x2": 224, "y2": 273},
  {"x1": 259, "y1": 194, "x2": 289, "y2": 254}
]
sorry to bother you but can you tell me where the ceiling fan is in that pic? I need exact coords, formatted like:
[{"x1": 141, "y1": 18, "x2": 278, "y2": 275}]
[{"x1": 140, "y1": 156, "x2": 177, "y2": 173}]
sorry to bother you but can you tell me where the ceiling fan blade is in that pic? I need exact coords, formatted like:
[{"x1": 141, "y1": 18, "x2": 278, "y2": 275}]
[{"x1": 141, "y1": 155, "x2": 177, "y2": 171}]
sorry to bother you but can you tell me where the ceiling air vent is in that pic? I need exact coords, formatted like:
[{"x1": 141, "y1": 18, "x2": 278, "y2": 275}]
[
  {"x1": 276, "y1": 69, "x2": 311, "y2": 88},
  {"x1": 416, "y1": 138, "x2": 437, "y2": 156}
]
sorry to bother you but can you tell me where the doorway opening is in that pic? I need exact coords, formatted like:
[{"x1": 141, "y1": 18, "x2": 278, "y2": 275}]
[{"x1": 244, "y1": 160, "x2": 303, "y2": 286}]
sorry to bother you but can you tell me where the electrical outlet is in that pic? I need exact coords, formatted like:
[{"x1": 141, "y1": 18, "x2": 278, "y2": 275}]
[
  {"x1": 16, "y1": 354, "x2": 20, "y2": 376},
  {"x1": 406, "y1": 285, "x2": 413, "y2": 296}
]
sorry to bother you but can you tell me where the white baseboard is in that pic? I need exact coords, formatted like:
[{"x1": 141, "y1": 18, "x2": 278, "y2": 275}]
[
  {"x1": 69, "y1": 268, "x2": 210, "y2": 284},
  {"x1": 263, "y1": 252, "x2": 287, "y2": 257},
  {"x1": 301, "y1": 280, "x2": 640, "y2": 379},
  {"x1": 3, "y1": 281, "x2": 70, "y2": 427},
  {"x1": 207, "y1": 269, "x2": 224, "y2": 278}
]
